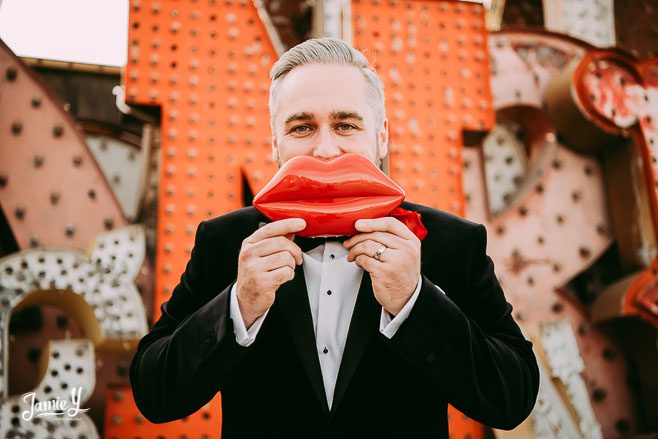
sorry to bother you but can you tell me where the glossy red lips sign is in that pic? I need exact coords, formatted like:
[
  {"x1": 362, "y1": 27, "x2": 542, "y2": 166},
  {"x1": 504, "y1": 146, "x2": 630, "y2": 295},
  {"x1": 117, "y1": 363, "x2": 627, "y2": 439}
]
[{"x1": 253, "y1": 153, "x2": 426, "y2": 239}]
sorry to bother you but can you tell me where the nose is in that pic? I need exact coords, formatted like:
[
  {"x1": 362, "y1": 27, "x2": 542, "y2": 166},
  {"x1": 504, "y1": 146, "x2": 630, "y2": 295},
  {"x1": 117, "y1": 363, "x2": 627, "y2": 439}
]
[{"x1": 312, "y1": 126, "x2": 342, "y2": 159}]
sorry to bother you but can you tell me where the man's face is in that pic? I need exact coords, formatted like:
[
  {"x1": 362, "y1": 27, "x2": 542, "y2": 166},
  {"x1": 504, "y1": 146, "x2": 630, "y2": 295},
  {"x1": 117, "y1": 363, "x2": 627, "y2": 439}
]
[{"x1": 271, "y1": 63, "x2": 388, "y2": 168}]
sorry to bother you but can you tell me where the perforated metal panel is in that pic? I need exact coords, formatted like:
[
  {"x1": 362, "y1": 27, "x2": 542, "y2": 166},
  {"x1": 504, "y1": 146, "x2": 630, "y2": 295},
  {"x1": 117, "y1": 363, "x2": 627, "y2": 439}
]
[
  {"x1": 463, "y1": 30, "x2": 639, "y2": 438},
  {"x1": 120, "y1": 1, "x2": 281, "y2": 436},
  {"x1": 104, "y1": 385, "x2": 223, "y2": 439},
  {"x1": 351, "y1": 0, "x2": 494, "y2": 215},
  {"x1": 0, "y1": 339, "x2": 99, "y2": 438},
  {"x1": 0, "y1": 225, "x2": 148, "y2": 438},
  {"x1": 124, "y1": 0, "x2": 281, "y2": 326},
  {"x1": 0, "y1": 40, "x2": 127, "y2": 251},
  {"x1": 542, "y1": 0, "x2": 615, "y2": 47},
  {"x1": 553, "y1": 50, "x2": 658, "y2": 328}
]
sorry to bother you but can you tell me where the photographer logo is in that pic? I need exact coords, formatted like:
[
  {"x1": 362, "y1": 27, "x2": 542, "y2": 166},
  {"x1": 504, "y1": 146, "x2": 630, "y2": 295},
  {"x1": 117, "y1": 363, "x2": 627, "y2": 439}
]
[{"x1": 21, "y1": 386, "x2": 90, "y2": 421}]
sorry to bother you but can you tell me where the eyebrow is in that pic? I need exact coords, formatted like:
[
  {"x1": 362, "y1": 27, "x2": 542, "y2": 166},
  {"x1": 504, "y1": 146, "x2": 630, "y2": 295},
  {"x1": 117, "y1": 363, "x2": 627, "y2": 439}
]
[{"x1": 283, "y1": 110, "x2": 364, "y2": 126}]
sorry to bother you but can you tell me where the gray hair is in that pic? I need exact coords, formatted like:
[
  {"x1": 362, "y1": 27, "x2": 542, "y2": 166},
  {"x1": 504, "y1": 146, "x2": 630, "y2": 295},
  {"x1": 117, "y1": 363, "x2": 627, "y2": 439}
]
[{"x1": 268, "y1": 37, "x2": 386, "y2": 136}]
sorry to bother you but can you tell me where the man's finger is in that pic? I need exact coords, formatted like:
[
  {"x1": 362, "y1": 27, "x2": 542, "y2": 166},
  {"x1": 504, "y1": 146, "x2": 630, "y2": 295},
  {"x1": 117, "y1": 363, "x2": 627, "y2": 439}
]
[
  {"x1": 264, "y1": 265, "x2": 295, "y2": 286},
  {"x1": 247, "y1": 218, "x2": 306, "y2": 243},
  {"x1": 251, "y1": 236, "x2": 303, "y2": 265},
  {"x1": 343, "y1": 231, "x2": 400, "y2": 250},
  {"x1": 354, "y1": 254, "x2": 377, "y2": 272},
  {"x1": 354, "y1": 217, "x2": 412, "y2": 240},
  {"x1": 347, "y1": 240, "x2": 389, "y2": 263},
  {"x1": 259, "y1": 250, "x2": 297, "y2": 272}
]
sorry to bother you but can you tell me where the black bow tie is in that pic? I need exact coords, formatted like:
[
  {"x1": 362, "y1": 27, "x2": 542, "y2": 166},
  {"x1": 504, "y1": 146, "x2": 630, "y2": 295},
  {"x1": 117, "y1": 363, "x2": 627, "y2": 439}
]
[
  {"x1": 294, "y1": 235, "x2": 351, "y2": 253},
  {"x1": 257, "y1": 221, "x2": 351, "y2": 253}
]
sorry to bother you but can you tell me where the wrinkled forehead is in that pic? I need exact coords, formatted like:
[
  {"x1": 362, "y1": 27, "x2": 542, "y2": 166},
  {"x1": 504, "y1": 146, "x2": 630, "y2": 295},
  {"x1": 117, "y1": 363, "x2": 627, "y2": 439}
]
[{"x1": 273, "y1": 64, "x2": 373, "y2": 127}]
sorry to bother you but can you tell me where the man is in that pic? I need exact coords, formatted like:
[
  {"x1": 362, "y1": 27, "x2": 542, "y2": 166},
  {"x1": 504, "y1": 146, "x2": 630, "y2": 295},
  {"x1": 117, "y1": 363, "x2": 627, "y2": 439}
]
[{"x1": 130, "y1": 37, "x2": 540, "y2": 438}]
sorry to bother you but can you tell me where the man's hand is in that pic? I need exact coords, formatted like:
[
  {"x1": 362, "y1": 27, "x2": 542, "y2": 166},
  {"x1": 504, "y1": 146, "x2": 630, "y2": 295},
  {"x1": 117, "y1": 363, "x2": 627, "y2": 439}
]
[
  {"x1": 236, "y1": 218, "x2": 305, "y2": 328},
  {"x1": 343, "y1": 217, "x2": 421, "y2": 316}
]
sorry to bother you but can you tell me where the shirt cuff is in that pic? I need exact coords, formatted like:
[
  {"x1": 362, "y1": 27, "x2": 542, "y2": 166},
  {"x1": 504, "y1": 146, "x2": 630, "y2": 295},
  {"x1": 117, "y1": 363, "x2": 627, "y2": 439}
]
[
  {"x1": 229, "y1": 282, "x2": 269, "y2": 347},
  {"x1": 379, "y1": 273, "x2": 424, "y2": 339}
]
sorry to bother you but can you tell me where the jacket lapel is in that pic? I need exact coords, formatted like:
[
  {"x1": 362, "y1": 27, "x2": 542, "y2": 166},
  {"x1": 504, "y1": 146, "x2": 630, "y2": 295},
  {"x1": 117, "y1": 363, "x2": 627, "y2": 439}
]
[
  {"x1": 275, "y1": 262, "x2": 331, "y2": 417},
  {"x1": 329, "y1": 269, "x2": 380, "y2": 417}
]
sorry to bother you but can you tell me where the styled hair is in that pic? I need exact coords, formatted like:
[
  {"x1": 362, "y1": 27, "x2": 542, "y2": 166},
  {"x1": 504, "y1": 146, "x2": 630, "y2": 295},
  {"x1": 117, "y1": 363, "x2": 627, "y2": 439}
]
[{"x1": 268, "y1": 37, "x2": 386, "y2": 136}]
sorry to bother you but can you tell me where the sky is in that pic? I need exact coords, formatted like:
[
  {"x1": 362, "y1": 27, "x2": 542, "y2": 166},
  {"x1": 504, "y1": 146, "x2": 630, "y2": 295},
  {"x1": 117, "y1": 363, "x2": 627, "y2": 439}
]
[
  {"x1": 0, "y1": 0, "x2": 487, "y2": 68},
  {"x1": 0, "y1": 0, "x2": 129, "y2": 67}
]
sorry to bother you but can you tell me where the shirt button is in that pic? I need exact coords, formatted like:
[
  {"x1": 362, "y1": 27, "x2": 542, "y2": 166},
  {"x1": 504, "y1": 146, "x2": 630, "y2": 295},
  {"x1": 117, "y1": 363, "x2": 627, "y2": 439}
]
[
  {"x1": 326, "y1": 289, "x2": 332, "y2": 295},
  {"x1": 330, "y1": 254, "x2": 335, "y2": 259},
  {"x1": 323, "y1": 347, "x2": 329, "y2": 354}
]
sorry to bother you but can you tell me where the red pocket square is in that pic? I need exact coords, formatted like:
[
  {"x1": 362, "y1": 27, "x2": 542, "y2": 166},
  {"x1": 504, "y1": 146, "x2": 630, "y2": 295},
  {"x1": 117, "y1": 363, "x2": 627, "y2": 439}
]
[{"x1": 389, "y1": 206, "x2": 428, "y2": 241}]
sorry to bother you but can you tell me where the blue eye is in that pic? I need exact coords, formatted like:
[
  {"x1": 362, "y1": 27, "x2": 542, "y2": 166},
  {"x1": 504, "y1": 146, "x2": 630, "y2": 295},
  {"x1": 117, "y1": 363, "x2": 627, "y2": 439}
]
[{"x1": 291, "y1": 125, "x2": 311, "y2": 133}]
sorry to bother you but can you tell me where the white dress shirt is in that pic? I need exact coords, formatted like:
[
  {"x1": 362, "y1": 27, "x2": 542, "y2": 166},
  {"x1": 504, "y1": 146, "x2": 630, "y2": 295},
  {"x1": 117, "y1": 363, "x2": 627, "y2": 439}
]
[{"x1": 229, "y1": 240, "x2": 424, "y2": 409}]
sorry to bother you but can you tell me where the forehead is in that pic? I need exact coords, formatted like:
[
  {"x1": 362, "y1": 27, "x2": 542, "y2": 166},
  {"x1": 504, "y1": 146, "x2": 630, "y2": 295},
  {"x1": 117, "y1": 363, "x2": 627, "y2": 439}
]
[{"x1": 275, "y1": 63, "x2": 371, "y2": 120}]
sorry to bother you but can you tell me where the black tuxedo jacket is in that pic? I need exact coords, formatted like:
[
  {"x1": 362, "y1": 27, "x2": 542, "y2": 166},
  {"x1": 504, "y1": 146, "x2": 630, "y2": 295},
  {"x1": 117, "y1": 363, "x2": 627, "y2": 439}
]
[{"x1": 130, "y1": 200, "x2": 539, "y2": 438}]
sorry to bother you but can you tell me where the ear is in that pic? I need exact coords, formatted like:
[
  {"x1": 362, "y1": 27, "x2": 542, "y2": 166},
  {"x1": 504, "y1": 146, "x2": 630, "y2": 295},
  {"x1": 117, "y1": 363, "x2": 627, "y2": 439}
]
[{"x1": 378, "y1": 118, "x2": 389, "y2": 160}]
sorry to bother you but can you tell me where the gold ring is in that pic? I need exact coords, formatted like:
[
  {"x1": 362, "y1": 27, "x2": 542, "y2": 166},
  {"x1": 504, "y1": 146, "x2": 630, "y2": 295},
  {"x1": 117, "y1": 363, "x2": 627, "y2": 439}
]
[{"x1": 373, "y1": 245, "x2": 387, "y2": 260}]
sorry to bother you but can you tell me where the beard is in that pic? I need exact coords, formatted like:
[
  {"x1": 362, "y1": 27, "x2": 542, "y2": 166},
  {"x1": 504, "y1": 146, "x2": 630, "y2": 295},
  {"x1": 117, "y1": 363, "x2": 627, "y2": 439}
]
[{"x1": 374, "y1": 133, "x2": 383, "y2": 171}]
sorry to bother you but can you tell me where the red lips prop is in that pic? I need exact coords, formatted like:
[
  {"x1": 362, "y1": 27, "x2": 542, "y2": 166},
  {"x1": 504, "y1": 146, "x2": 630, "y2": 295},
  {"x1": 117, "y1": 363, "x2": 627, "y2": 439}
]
[{"x1": 253, "y1": 153, "x2": 427, "y2": 240}]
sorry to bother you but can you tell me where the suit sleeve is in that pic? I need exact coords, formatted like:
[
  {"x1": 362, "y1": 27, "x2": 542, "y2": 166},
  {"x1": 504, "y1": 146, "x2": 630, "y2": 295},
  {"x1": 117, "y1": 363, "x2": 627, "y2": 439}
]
[
  {"x1": 129, "y1": 220, "x2": 254, "y2": 423},
  {"x1": 381, "y1": 223, "x2": 540, "y2": 430}
]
